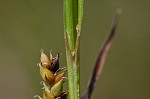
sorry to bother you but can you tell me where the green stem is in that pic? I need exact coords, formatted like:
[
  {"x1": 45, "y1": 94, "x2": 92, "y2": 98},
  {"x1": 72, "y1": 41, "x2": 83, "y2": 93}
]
[{"x1": 63, "y1": 0, "x2": 84, "y2": 99}]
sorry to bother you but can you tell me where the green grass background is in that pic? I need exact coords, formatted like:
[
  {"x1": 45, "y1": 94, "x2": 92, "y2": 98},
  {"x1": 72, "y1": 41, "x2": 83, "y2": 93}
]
[{"x1": 0, "y1": 0, "x2": 150, "y2": 99}]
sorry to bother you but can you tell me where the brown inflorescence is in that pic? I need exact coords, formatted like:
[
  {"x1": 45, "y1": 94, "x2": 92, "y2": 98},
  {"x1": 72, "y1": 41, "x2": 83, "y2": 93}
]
[{"x1": 35, "y1": 50, "x2": 68, "y2": 99}]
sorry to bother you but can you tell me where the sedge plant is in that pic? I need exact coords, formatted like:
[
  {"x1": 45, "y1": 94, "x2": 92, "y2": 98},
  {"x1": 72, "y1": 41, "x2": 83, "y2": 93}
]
[
  {"x1": 63, "y1": 0, "x2": 121, "y2": 99},
  {"x1": 35, "y1": 0, "x2": 121, "y2": 98}
]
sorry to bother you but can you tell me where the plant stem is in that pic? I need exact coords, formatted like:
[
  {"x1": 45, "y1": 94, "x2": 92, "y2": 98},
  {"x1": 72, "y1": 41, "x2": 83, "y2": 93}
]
[{"x1": 63, "y1": 0, "x2": 84, "y2": 99}]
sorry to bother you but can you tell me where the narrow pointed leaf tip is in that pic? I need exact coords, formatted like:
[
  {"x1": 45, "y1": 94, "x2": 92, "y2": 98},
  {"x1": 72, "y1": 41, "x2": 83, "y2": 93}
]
[{"x1": 82, "y1": 9, "x2": 122, "y2": 99}]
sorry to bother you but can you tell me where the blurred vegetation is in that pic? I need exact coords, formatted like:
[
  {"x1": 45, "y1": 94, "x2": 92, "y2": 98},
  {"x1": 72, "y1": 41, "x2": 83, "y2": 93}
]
[{"x1": 0, "y1": 0, "x2": 150, "y2": 99}]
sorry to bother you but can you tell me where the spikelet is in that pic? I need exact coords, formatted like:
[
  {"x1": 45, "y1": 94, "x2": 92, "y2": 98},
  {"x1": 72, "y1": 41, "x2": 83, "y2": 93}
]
[
  {"x1": 38, "y1": 63, "x2": 55, "y2": 85},
  {"x1": 50, "y1": 78, "x2": 64, "y2": 97},
  {"x1": 41, "y1": 82, "x2": 54, "y2": 99},
  {"x1": 40, "y1": 50, "x2": 52, "y2": 68},
  {"x1": 35, "y1": 49, "x2": 68, "y2": 99},
  {"x1": 54, "y1": 69, "x2": 66, "y2": 84},
  {"x1": 49, "y1": 53, "x2": 60, "y2": 73}
]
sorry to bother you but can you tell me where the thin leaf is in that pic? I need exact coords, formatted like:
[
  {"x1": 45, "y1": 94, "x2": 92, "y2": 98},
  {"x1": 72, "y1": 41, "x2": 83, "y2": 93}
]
[{"x1": 82, "y1": 9, "x2": 122, "y2": 99}]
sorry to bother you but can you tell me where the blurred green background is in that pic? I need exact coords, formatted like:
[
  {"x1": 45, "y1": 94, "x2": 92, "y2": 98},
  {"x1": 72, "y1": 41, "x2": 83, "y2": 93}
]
[{"x1": 0, "y1": 0, "x2": 150, "y2": 99}]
